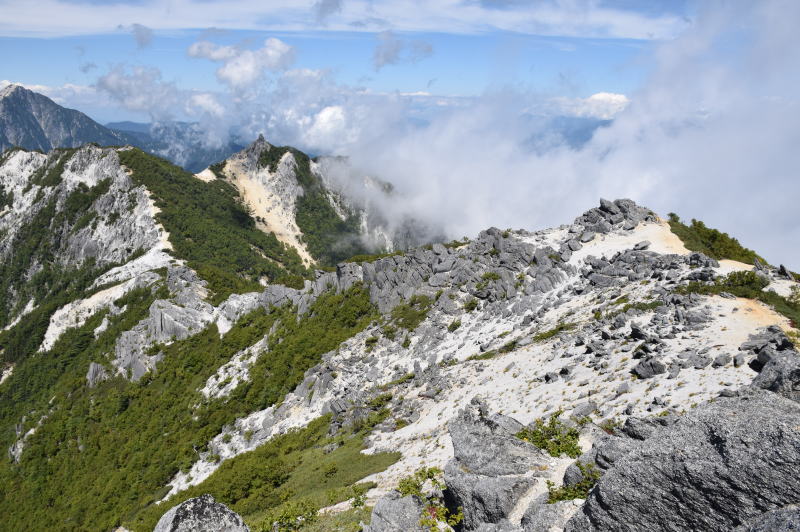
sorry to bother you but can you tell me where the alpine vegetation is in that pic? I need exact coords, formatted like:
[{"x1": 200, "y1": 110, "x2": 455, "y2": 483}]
[{"x1": 1, "y1": 143, "x2": 798, "y2": 531}]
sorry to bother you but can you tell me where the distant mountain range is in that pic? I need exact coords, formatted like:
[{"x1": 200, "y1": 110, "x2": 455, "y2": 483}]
[{"x1": 0, "y1": 84, "x2": 240, "y2": 172}]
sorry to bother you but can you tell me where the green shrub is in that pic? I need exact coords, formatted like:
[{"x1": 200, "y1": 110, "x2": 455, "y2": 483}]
[
  {"x1": 516, "y1": 411, "x2": 581, "y2": 458},
  {"x1": 463, "y1": 298, "x2": 479, "y2": 312},
  {"x1": 397, "y1": 467, "x2": 463, "y2": 532},
  {"x1": 546, "y1": 462, "x2": 601, "y2": 503},
  {"x1": 467, "y1": 350, "x2": 497, "y2": 361},
  {"x1": 391, "y1": 295, "x2": 433, "y2": 331},
  {"x1": 0, "y1": 186, "x2": 13, "y2": 209},
  {"x1": 367, "y1": 393, "x2": 392, "y2": 409},
  {"x1": 447, "y1": 319, "x2": 462, "y2": 332},
  {"x1": 532, "y1": 322, "x2": 576, "y2": 342},
  {"x1": 398, "y1": 467, "x2": 444, "y2": 498},
  {"x1": 259, "y1": 498, "x2": 319, "y2": 531},
  {"x1": 667, "y1": 213, "x2": 766, "y2": 265}
]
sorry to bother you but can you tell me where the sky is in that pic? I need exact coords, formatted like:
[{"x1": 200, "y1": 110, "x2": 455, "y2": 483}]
[{"x1": 1, "y1": 0, "x2": 799, "y2": 268}]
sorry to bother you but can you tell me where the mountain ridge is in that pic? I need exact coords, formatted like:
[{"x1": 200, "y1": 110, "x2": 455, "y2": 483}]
[{"x1": 0, "y1": 142, "x2": 798, "y2": 531}]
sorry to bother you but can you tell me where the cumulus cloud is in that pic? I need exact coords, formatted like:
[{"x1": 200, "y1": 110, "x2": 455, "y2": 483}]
[
  {"x1": 96, "y1": 66, "x2": 179, "y2": 120},
  {"x1": 554, "y1": 92, "x2": 630, "y2": 120},
  {"x1": 188, "y1": 38, "x2": 295, "y2": 90},
  {"x1": 373, "y1": 31, "x2": 433, "y2": 70}
]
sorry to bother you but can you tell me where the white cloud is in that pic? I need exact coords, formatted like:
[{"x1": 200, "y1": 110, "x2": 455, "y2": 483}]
[
  {"x1": 0, "y1": 0, "x2": 688, "y2": 40},
  {"x1": 95, "y1": 66, "x2": 180, "y2": 120},
  {"x1": 188, "y1": 38, "x2": 295, "y2": 90},
  {"x1": 186, "y1": 93, "x2": 224, "y2": 118},
  {"x1": 553, "y1": 92, "x2": 630, "y2": 120}
]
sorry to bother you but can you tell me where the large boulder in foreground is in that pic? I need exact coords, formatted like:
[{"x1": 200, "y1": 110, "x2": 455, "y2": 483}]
[
  {"x1": 444, "y1": 398, "x2": 549, "y2": 530},
  {"x1": 363, "y1": 491, "x2": 427, "y2": 532},
  {"x1": 153, "y1": 494, "x2": 249, "y2": 532},
  {"x1": 565, "y1": 390, "x2": 800, "y2": 532}
]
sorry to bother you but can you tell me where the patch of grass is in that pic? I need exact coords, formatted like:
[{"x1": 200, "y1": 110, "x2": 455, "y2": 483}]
[
  {"x1": 516, "y1": 411, "x2": 581, "y2": 458},
  {"x1": 447, "y1": 319, "x2": 462, "y2": 332},
  {"x1": 390, "y1": 294, "x2": 434, "y2": 331},
  {"x1": 546, "y1": 462, "x2": 601, "y2": 503},
  {"x1": 463, "y1": 298, "x2": 479, "y2": 312},
  {"x1": 30, "y1": 148, "x2": 77, "y2": 187},
  {"x1": 467, "y1": 350, "x2": 497, "y2": 361},
  {"x1": 667, "y1": 213, "x2": 766, "y2": 265},
  {"x1": 600, "y1": 300, "x2": 663, "y2": 320},
  {"x1": 135, "y1": 416, "x2": 400, "y2": 531},
  {"x1": 442, "y1": 238, "x2": 469, "y2": 249},
  {"x1": 481, "y1": 272, "x2": 501, "y2": 281},
  {"x1": 367, "y1": 393, "x2": 393, "y2": 410},
  {"x1": 381, "y1": 373, "x2": 415, "y2": 390},
  {"x1": 300, "y1": 506, "x2": 373, "y2": 532},
  {"x1": 532, "y1": 322, "x2": 576, "y2": 342}
]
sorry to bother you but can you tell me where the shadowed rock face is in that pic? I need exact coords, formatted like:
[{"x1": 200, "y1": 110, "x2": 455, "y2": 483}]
[
  {"x1": 0, "y1": 85, "x2": 125, "y2": 152},
  {"x1": 565, "y1": 390, "x2": 800, "y2": 532},
  {"x1": 153, "y1": 494, "x2": 249, "y2": 532}
]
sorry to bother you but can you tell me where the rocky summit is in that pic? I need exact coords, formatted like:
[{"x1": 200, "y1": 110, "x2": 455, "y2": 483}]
[{"x1": 0, "y1": 142, "x2": 798, "y2": 531}]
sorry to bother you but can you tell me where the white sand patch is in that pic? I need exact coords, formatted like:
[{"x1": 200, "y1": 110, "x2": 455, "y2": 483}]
[
  {"x1": 194, "y1": 168, "x2": 217, "y2": 182},
  {"x1": 145, "y1": 195, "x2": 173, "y2": 252},
  {"x1": 569, "y1": 222, "x2": 689, "y2": 265},
  {"x1": 717, "y1": 259, "x2": 752, "y2": 275},
  {"x1": 2, "y1": 299, "x2": 35, "y2": 331},
  {"x1": 39, "y1": 279, "x2": 136, "y2": 351},
  {"x1": 767, "y1": 279, "x2": 798, "y2": 299},
  {"x1": 225, "y1": 156, "x2": 314, "y2": 266},
  {"x1": 91, "y1": 247, "x2": 174, "y2": 289}
]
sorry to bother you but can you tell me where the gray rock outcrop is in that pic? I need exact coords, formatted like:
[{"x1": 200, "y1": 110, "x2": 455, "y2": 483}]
[
  {"x1": 153, "y1": 494, "x2": 249, "y2": 532},
  {"x1": 363, "y1": 491, "x2": 427, "y2": 532},
  {"x1": 444, "y1": 398, "x2": 547, "y2": 530},
  {"x1": 565, "y1": 390, "x2": 800, "y2": 532},
  {"x1": 735, "y1": 506, "x2": 800, "y2": 532}
]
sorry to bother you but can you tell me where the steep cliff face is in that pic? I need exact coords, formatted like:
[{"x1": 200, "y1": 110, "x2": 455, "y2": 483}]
[
  {"x1": 207, "y1": 137, "x2": 433, "y2": 267},
  {"x1": 0, "y1": 145, "x2": 798, "y2": 532}
]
